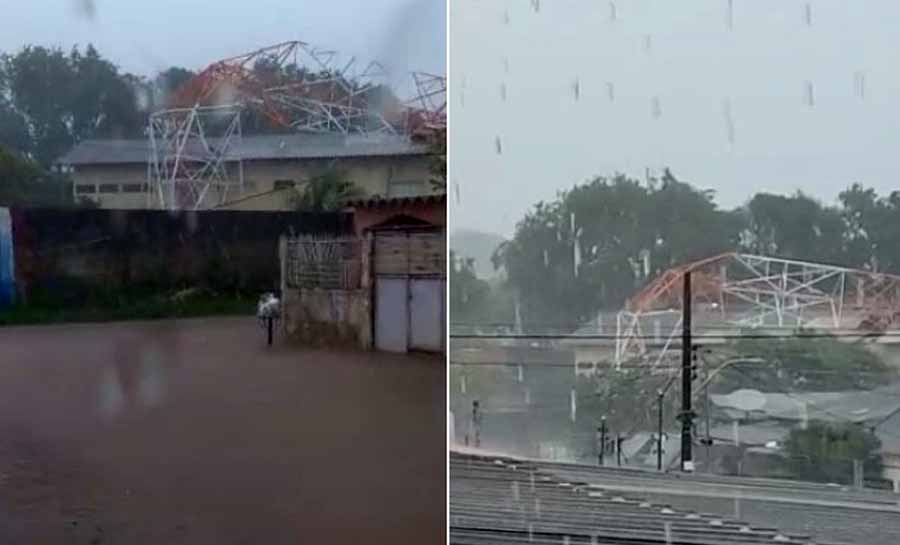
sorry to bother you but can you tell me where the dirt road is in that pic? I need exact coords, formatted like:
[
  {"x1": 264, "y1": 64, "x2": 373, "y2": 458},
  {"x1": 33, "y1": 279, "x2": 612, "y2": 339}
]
[{"x1": 0, "y1": 317, "x2": 445, "y2": 544}]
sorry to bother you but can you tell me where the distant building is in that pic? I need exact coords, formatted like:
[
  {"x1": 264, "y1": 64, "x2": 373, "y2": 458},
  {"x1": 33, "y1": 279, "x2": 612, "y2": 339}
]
[
  {"x1": 710, "y1": 386, "x2": 900, "y2": 492},
  {"x1": 56, "y1": 133, "x2": 436, "y2": 210}
]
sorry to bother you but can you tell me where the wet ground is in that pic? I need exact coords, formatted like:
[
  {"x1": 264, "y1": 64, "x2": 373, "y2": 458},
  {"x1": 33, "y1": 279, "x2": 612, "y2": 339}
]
[{"x1": 0, "y1": 317, "x2": 446, "y2": 544}]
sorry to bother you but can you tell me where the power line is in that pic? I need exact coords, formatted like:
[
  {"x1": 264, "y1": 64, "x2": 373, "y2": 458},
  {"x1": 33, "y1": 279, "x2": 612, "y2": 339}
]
[
  {"x1": 449, "y1": 361, "x2": 900, "y2": 378},
  {"x1": 451, "y1": 331, "x2": 900, "y2": 340}
]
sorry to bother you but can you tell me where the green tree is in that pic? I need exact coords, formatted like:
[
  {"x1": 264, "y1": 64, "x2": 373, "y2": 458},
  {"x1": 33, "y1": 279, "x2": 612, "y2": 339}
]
[
  {"x1": 784, "y1": 421, "x2": 883, "y2": 484},
  {"x1": 68, "y1": 45, "x2": 144, "y2": 140},
  {"x1": 716, "y1": 336, "x2": 892, "y2": 392},
  {"x1": 494, "y1": 169, "x2": 741, "y2": 329},
  {"x1": 0, "y1": 44, "x2": 143, "y2": 167},
  {"x1": 839, "y1": 183, "x2": 900, "y2": 271},
  {"x1": 741, "y1": 191, "x2": 846, "y2": 264},
  {"x1": 136, "y1": 66, "x2": 196, "y2": 114},
  {"x1": 450, "y1": 250, "x2": 492, "y2": 328},
  {"x1": 0, "y1": 99, "x2": 31, "y2": 155},
  {"x1": 291, "y1": 169, "x2": 361, "y2": 212},
  {"x1": 0, "y1": 145, "x2": 73, "y2": 207}
]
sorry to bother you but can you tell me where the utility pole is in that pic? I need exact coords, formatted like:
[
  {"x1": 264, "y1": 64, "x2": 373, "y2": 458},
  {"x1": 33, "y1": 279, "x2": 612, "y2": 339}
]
[
  {"x1": 471, "y1": 400, "x2": 482, "y2": 448},
  {"x1": 657, "y1": 390, "x2": 664, "y2": 471},
  {"x1": 656, "y1": 372, "x2": 678, "y2": 471},
  {"x1": 599, "y1": 416, "x2": 608, "y2": 466},
  {"x1": 680, "y1": 271, "x2": 694, "y2": 472},
  {"x1": 704, "y1": 382, "x2": 712, "y2": 472},
  {"x1": 616, "y1": 433, "x2": 623, "y2": 466}
]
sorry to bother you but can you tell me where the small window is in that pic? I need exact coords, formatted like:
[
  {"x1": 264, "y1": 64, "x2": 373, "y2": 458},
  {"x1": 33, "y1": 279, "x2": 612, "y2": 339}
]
[
  {"x1": 121, "y1": 184, "x2": 143, "y2": 193},
  {"x1": 75, "y1": 184, "x2": 96, "y2": 194},
  {"x1": 99, "y1": 184, "x2": 119, "y2": 194},
  {"x1": 273, "y1": 179, "x2": 296, "y2": 190}
]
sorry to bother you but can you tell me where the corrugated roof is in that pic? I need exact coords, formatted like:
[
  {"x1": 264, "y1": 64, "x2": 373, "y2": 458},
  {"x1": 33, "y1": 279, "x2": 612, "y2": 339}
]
[
  {"x1": 343, "y1": 193, "x2": 446, "y2": 209},
  {"x1": 711, "y1": 385, "x2": 900, "y2": 424},
  {"x1": 451, "y1": 453, "x2": 824, "y2": 545},
  {"x1": 57, "y1": 133, "x2": 428, "y2": 166}
]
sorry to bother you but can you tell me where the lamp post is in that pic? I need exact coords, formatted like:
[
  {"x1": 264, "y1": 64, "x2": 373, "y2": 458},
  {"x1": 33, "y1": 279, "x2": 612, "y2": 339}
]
[{"x1": 657, "y1": 355, "x2": 764, "y2": 472}]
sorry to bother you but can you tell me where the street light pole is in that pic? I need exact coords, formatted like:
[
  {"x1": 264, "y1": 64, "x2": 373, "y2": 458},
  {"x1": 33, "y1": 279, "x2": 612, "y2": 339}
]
[
  {"x1": 599, "y1": 416, "x2": 608, "y2": 466},
  {"x1": 680, "y1": 272, "x2": 694, "y2": 472},
  {"x1": 705, "y1": 382, "x2": 711, "y2": 470},
  {"x1": 656, "y1": 372, "x2": 679, "y2": 472},
  {"x1": 657, "y1": 390, "x2": 664, "y2": 471}
]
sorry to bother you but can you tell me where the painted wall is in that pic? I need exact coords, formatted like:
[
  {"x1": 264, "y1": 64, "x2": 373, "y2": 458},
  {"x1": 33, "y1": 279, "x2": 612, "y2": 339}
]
[
  {"x1": 10, "y1": 208, "x2": 353, "y2": 304},
  {"x1": 0, "y1": 208, "x2": 14, "y2": 306},
  {"x1": 72, "y1": 155, "x2": 433, "y2": 210}
]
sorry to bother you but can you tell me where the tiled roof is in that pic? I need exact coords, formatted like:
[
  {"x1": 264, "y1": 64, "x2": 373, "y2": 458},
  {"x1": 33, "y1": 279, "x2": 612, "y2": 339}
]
[
  {"x1": 343, "y1": 193, "x2": 446, "y2": 209},
  {"x1": 451, "y1": 452, "x2": 829, "y2": 544},
  {"x1": 57, "y1": 133, "x2": 428, "y2": 166},
  {"x1": 452, "y1": 451, "x2": 900, "y2": 545}
]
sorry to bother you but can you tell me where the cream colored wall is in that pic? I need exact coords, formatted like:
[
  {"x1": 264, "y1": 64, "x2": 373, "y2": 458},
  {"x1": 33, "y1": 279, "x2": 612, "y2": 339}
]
[
  {"x1": 72, "y1": 164, "x2": 149, "y2": 209},
  {"x1": 883, "y1": 452, "x2": 900, "y2": 493},
  {"x1": 242, "y1": 156, "x2": 432, "y2": 198},
  {"x1": 70, "y1": 155, "x2": 433, "y2": 210},
  {"x1": 216, "y1": 188, "x2": 296, "y2": 211}
]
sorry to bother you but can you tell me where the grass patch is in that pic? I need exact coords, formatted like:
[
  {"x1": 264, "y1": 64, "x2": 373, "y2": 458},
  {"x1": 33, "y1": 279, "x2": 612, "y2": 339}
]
[{"x1": 0, "y1": 289, "x2": 254, "y2": 326}]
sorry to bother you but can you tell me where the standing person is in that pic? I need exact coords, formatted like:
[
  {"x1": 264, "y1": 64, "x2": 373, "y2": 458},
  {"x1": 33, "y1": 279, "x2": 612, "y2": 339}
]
[{"x1": 472, "y1": 400, "x2": 482, "y2": 448}]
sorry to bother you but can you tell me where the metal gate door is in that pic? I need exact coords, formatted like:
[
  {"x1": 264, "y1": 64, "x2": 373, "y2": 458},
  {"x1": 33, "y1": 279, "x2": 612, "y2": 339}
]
[
  {"x1": 374, "y1": 228, "x2": 445, "y2": 353},
  {"x1": 0, "y1": 208, "x2": 15, "y2": 307},
  {"x1": 410, "y1": 278, "x2": 444, "y2": 351},
  {"x1": 375, "y1": 276, "x2": 409, "y2": 352}
]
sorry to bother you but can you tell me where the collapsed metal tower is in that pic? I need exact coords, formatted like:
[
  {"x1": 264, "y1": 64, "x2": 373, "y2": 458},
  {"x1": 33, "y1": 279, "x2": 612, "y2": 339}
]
[
  {"x1": 615, "y1": 253, "x2": 900, "y2": 366},
  {"x1": 147, "y1": 105, "x2": 244, "y2": 210},
  {"x1": 407, "y1": 71, "x2": 447, "y2": 138},
  {"x1": 147, "y1": 40, "x2": 444, "y2": 210}
]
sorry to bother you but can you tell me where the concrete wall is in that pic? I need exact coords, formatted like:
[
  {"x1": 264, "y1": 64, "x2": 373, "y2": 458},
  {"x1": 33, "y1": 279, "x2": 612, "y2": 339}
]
[
  {"x1": 280, "y1": 287, "x2": 373, "y2": 350},
  {"x1": 278, "y1": 235, "x2": 374, "y2": 350},
  {"x1": 73, "y1": 155, "x2": 434, "y2": 210},
  {"x1": 10, "y1": 208, "x2": 353, "y2": 303}
]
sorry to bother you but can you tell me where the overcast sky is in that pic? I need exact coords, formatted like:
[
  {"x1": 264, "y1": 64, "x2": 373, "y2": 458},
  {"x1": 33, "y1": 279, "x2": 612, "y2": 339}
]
[
  {"x1": 450, "y1": 0, "x2": 900, "y2": 237},
  {"x1": 0, "y1": 0, "x2": 445, "y2": 97}
]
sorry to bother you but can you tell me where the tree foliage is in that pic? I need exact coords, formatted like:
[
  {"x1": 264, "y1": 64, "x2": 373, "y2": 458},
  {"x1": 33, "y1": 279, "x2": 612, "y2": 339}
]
[
  {"x1": 291, "y1": 169, "x2": 361, "y2": 212},
  {"x1": 784, "y1": 421, "x2": 883, "y2": 484},
  {"x1": 0, "y1": 45, "x2": 145, "y2": 166},
  {"x1": 742, "y1": 191, "x2": 846, "y2": 263},
  {"x1": 493, "y1": 168, "x2": 900, "y2": 330},
  {"x1": 0, "y1": 145, "x2": 73, "y2": 207},
  {"x1": 717, "y1": 336, "x2": 892, "y2": 392},
  {"x1": 494, "y1": 169, "x2": 739, "y2": 328}
]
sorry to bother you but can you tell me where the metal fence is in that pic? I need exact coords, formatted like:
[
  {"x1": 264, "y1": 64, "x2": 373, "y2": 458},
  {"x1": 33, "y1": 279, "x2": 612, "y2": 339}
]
[{"x1": 285, "y1": 236, "x2": 363, "y2": 290}]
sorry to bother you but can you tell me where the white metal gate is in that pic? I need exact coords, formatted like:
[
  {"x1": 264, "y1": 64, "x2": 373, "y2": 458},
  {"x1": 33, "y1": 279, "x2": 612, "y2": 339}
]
[
  {"x1": 374, "y1": 229, "x2": 445, "y2": 353},
  {"x1": 410, "y1": 278, "x2": 445, "y2": 351},
  {"x1": 375, "y1": 277, "x2": 409, "y2": 353}
]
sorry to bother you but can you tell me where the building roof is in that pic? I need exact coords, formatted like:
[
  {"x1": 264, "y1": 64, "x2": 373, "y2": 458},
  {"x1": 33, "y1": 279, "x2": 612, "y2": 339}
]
[
  {"x1": 57, "y1": 133, "x2": 428, "y2": 166},
  {"x1": 710, "y1": 385, "x2": 900, "y2": 425},
  {"x1": 526, "y1": 453, "x2": 900, "y2": 545},
  {"x1": 343, "y1": 193, "x2": 446, "y2": 209},
  {"x1": 451, "y1": 452, "x2": 831, "y2": 545}
]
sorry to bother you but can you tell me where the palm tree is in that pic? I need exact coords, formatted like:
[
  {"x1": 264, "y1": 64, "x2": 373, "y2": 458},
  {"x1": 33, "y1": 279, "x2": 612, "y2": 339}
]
[{"x1": 292, "y1": 169, "x2": 362, "y2": 212}]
